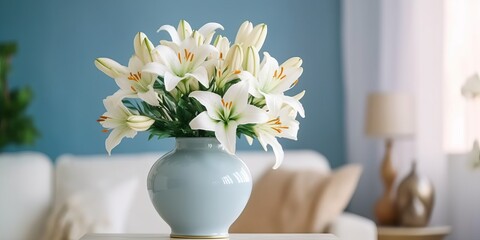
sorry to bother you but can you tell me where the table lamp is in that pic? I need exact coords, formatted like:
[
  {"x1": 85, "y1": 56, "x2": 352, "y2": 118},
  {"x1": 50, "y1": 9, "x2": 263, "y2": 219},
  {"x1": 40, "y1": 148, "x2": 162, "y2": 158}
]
[{"x1": 365, "y1": 92, "x2": 414, "y2": 225}]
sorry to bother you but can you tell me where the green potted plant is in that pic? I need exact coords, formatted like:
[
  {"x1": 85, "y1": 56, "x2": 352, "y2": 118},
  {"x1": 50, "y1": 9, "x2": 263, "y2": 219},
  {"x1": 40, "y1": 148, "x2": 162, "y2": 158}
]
[{"x1": 0, "y1": 42, "x2": 39, "y2": 151}]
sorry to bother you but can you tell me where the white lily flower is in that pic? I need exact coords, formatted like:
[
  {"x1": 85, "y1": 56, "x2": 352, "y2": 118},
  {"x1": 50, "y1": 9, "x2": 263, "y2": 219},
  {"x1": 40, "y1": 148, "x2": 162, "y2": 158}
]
[
  {"x1": 235, "y1": 21, "x2": 268, "y2": 51},
  {"x1": 189, "y1": 82, "x2": 268, "y2": 154},
  {"x1": 158, "y1": 20, "x2": 224, "y2": 46},
  {"x1": 143, "y1": 37, "x2": 217, "y2": 92},
  {"x1": 239, "y1": 52, "x2": 305, "y2": 117},
  {"x1": 95, "y1": 56, "x2": 160, "y2": 106},
  {"x1": 97, "y1": 93, "x2": 154, "y2": 155},
  {"x1": 143, "y1": 20, "x2": 224, "y2": 93},
  {"x1": 248, "y1": 104, "x2": 300, "y2": 169}
]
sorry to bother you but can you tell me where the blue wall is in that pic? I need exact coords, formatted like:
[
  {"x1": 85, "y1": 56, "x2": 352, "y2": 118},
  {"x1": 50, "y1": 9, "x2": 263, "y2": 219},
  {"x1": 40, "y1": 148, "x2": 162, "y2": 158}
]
[{"x1": 0, "y1": 0, "x2": 345, "y2": 167}]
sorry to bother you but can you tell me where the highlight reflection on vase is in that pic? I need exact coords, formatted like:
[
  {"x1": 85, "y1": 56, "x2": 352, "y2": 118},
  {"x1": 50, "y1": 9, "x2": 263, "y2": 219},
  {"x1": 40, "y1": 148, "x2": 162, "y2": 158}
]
[{"x1": 395, "y1": 161, "x2": 435, "y2": 227}]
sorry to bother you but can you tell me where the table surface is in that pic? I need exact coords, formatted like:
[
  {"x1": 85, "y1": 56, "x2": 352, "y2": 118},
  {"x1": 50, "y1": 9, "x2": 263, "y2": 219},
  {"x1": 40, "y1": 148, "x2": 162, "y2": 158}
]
[
  {"x1": 80, "y1": 234, "x2": 337, "y2": 240},
  {"x1": 377, "y1": 226, "x2": 451, "y2": 236}
]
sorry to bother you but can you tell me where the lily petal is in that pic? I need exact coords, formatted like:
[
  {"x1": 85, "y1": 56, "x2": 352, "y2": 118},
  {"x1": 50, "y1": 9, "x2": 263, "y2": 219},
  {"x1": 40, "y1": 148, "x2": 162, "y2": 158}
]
[
  {"x1": 198, "y1": 22, "x2": 224, "y2": 44},
  {"x1": 237, "y1": 105, "x2": 268, "y2": 124},
  {"x1": 185, "y1": 66, "x2": 209, "y2": 88},
  {"x1": 224, "y1": 82, "x2": 249, "y2": 112},
  {"x1": 105, "y1": 126, "x2": 137, "y2": 155},
  {"x1": 189, "y1": 111, "x2": 217, "y2": 131},
  {"x1": 177, "y1": 20, "x2": 193, "y2": 40},
  {"x1": 264, "y1": 93, "x2": 283, "y2": 116},
  {"x1": 281, "y1": 57, "x2": 303, "y2": 69},
  {"x1": 95, "y1": 58, "x2": 129, "y2": 79},
  {"x1": 155, "y1": 45, "x2": 180, "y2": 70},
  {"x1": 137, "y1": 86, "x2": 160, "y2": 106},
  {"x1": 157, "y1": 24, "x2": 181, "y2": 44},
  {"x1": 282, "y1": 95, "x2": 305, "y2": 118},
  {"x1": 189, "y1": 91, "x2": 222, "y2": 120},
  {"x1": 143, "y1": 62, "x2": 168, "y2": 77},
  {"x1": 256, "y1": 131, "x2": 284, "y2": 169},
  {"x1": 215, "y1": 120, "x2": 238, "y2": 154},
  {"x1": 164, "y1": 71, "x2": 185, "y2": 91},
  {"x1": 237, "y1": 71, "x2": 262, "y2": 98}
]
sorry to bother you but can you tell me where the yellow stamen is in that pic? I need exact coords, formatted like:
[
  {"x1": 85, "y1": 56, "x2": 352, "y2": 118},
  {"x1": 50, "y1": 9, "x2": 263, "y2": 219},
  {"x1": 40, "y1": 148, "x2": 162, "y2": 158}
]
[
  {"x1": 221, "y1": 98, "x2": 226, "y2": 107},
  {"x1": 189, "y1": 53, "x2": 194, "y2": 62},
  {"x1": 293, "y1": 79, "x2": 299, "y2": 86},
  {"x1": 102, "y1": 129, "x2": 109, "y2": 133},
  {"x1": 280, "y1": 75, "x2": 287, "y2": 80},
  {"x1": 274, "y1": 70, "x2": 278, "y2": 78},
  {"x1": 219, "y1": 52, "x2": 223, "y2": 59},
  {"x1": 278, "y1": 67, "x2": 284, "y2": 77},
  {"x1": 178, "y1": 52, "x2": 182, "y2": 63},
  {"x1": 130, "y1": 86, "x2": 137, "y2": 92},
  {"x1": 267, "y1": 117, "x2": 280, "y2": 124},
  {"x1": 272, "y1": 127, "x2": 282, "y2": 133},
  {"x1": 234, "y1": 70, "x2": 241, "y2": 74},
  {"x1": 127, "y1": 72, "x2": 142, "y2": 82}
]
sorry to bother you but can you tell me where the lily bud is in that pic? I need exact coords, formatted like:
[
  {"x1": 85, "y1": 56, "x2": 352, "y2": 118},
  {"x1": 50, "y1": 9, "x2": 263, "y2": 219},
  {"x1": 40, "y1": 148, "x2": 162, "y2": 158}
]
[
  {"x1": 225, "y1": 44, "x2": 243, "y2": 72},
  {"x1": 462, "y1": 73, "x2": 480, "y2": 99},
  {"x1": 127, "y1": 115, "x2": 155, "y2": 131},
  {"x1": 192, "y1": 31, "x2": 205, "y2": 47},
  {"x1": 94, "y1": 58, "x2": 129, "y2": 79},
  {"x1": 177, "y1": 20, "x2": 193, "y2": 40},
  {"x1": 281, "y1": 57, "x2": 303, "y2": 69},
  {"x1": 134, "y1": 32, "x2": 155, "y2": 63},
  {"x1": 249, "y1": 24, "x2": 267, "y2": 51},
  {"x1": 235, "y1": 21, "x2": 253, "y2": 45},
  {"x1": 244, "y1": 46, "x2": 260, "y2": 76}
]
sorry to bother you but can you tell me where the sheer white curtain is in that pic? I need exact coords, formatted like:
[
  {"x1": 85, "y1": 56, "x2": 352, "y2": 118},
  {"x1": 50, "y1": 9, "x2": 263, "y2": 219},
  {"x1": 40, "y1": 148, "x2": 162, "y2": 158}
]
[
  {"x1": 443, "y1": 0, "x2": 480, "y2": 153},
  {"x1": 342, "y1": 0, "x2": 447, "y2": 225}
]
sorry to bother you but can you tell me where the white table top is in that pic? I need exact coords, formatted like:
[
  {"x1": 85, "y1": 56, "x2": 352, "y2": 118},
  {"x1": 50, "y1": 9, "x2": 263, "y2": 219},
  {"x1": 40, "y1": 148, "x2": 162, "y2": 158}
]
[{"x1": 81, "y1": 234, "x2": 337, "y2": 240}]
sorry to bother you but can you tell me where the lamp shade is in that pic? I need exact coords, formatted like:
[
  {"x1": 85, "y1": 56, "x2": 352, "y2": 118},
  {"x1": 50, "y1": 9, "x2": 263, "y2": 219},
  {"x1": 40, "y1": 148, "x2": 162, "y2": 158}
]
[{"x1": 365, "y1": 92, "x2": 415, "y2": 138}]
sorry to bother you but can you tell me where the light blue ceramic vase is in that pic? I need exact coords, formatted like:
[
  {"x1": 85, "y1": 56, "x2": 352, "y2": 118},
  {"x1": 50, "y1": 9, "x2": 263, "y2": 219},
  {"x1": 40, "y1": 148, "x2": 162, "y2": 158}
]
[{"x1": 147, "y1": 137, "x2": 252, "y2": 239}]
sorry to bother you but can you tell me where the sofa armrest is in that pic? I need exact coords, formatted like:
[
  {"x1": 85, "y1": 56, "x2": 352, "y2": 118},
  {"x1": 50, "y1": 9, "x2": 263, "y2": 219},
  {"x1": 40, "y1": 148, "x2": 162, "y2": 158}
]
[{"x1": 329, "y1": 212, "x2": 377, "y2": 240}]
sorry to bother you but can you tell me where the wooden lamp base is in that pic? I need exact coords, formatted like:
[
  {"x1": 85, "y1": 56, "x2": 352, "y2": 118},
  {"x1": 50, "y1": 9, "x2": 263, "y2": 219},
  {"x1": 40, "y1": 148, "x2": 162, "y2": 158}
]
[{"x1": 375, "y1": 139, "x2": 397, "y2": 225}]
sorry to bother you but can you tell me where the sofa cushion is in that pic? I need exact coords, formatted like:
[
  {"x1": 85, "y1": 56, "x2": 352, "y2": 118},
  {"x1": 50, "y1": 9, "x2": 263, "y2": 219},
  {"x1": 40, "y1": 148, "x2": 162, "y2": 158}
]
[
  {"x1": 231, "y1": 164, "x2": 362, "y2": 233},
  {"x1": 0, "y1": 152, "x2": 53, "y2": 240},
  {"x1": 42, "y1": 177, "x2": 138, "y2": 240},
  {"x1": 55, "y1": 153, "x2": 169, "y2": 234}
]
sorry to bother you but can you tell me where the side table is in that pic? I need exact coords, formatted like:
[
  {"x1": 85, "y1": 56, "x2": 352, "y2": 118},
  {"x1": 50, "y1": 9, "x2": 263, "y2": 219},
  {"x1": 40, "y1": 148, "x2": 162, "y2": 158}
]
[
  {"x1": 377, "y1": 226, "x2": 451, "y2": 240},
  {"x1": 80, "y1": 234, "x2": 338, "y2": 240}
]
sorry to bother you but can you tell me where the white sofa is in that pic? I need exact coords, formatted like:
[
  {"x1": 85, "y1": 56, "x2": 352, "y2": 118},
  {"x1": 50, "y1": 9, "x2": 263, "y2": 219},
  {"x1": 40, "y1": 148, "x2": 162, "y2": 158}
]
[{"x1": 0, "y1": 150, "x2": 376, "y2": 240}]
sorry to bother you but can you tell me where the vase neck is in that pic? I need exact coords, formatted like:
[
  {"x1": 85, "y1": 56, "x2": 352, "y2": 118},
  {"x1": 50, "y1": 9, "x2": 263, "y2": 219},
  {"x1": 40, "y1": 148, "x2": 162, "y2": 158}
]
[{"x1": 175, "y1": 138, "x2": 222, "y2": 150}]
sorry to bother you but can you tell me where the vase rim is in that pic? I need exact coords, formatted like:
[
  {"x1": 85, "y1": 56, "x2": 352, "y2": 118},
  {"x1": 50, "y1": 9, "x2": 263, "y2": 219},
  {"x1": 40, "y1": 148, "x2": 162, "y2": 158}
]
[{"x1": 175, "y1": 137, "x2": 222, "y2": 150}]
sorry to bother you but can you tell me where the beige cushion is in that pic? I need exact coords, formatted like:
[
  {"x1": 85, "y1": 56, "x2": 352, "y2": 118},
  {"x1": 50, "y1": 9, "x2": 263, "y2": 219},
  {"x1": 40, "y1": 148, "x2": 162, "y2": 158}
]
[{"x1": 231, "y1": 164, "x2": 362, "y2": 233}]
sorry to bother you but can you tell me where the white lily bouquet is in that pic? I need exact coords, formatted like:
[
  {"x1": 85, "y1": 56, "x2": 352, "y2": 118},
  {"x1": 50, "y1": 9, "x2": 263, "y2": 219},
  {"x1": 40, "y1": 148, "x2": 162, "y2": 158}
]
[{"x1": 95, "y1": 20, "x2": 305, "y2": 168}]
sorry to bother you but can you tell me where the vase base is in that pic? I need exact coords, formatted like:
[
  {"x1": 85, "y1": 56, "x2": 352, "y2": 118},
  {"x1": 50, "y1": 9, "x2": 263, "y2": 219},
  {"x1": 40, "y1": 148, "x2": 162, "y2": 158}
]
[{"x1": 170, "y1": 234, "x2": 229, "y2": 239}]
